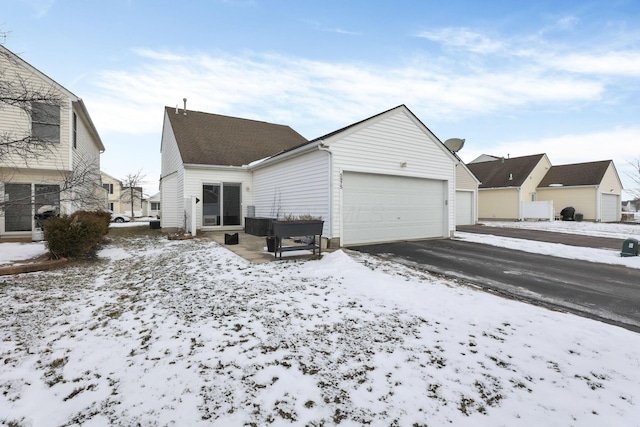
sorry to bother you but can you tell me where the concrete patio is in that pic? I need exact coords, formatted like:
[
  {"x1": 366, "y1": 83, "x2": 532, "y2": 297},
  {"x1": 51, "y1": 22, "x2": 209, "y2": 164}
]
[{"x1": 205, "y1": 231, "x2": 334, "y2": 263}]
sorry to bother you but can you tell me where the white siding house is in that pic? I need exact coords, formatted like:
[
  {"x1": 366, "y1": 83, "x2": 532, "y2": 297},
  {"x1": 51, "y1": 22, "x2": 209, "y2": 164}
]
[
  {"x1": 160, "y1": 105, "x2": 461, "y2": 245},
  {"x1": 159, "y1": 106, "x2": 308, "y2": 232},
  {"x1": 161, "y1": 105, "x2": 459, "y2": 247},
  {"x1": 252, "y1": 148, "x2": 330, "y2": 232},
  {"x1": 0, "y1": 45, "x2": 104, "y2": 239}
]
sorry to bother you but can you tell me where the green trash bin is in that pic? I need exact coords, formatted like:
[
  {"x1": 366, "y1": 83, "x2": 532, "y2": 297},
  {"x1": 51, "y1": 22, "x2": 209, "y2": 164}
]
[{"x1": 621, "y1": 238, "x2": 639, "y2": 257}]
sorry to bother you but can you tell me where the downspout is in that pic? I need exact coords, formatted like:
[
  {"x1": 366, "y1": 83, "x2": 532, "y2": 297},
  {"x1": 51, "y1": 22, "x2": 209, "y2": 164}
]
[{"x1": 318, "y1": 142, "x2": 333, "y2": 246}]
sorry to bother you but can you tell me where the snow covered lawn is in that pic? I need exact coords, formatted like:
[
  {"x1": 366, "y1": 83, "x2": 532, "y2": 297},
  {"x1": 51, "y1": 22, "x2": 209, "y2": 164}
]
[{"x1": 1, "y1": 224, "x2": 640, "y2": 426}]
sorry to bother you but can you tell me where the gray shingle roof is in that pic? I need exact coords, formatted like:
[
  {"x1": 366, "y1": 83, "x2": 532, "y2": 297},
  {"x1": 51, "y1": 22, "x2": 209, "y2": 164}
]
[
  {"x1": 165, "y1": 107, "x2": 308, "y2": 166},
  {"x1": 538, "y1": 160, "x2": 612, "y2": 187},
  {"x1": 466, "y1": 154, "x2": 546, "y2": 188}
]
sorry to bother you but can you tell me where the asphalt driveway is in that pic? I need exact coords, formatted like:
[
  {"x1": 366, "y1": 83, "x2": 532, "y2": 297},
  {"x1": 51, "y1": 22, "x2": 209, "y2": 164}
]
[{"x1": 349, "y1": 228, "x2": 640, "y2": 333}]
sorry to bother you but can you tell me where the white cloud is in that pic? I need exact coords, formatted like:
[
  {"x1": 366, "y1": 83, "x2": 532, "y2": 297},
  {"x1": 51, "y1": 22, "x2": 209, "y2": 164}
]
[
  {"x1": 555, "y1": 15, "x2": 580, "y2": 31},
  {"x1": 538, "y1": 15, "x2": 580, "y2": 35},
  {"x1": 416, "y1": 28, "x2": 504, "y2": 54},
  {"x1": 21, "y1": 0, "x2": 55, "y2": 18},
  {"x1": 546, "y1": 51, "x2": 640, "y2": 76},
  {"x1": 420, "y1": 25, "x2": 640, "y2": 78},
  {"x1": 85, "y1": 49, "x2": 605, "y2": 138},
  {"x1": 460, "y1": 127, "x2": 640, "y2": 198}
]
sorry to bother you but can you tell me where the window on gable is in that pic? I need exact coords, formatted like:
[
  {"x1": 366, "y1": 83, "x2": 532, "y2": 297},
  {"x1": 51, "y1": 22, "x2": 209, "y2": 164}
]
[
  {"x1": 103, "y1": 183, "x2": 114, "y2": 194},
  {"x1": 73, "y1": 112, "x2": 77, "y2": 149},
  {"x1": 32, "y1": 102, "x2": 60, "y2": 143}
]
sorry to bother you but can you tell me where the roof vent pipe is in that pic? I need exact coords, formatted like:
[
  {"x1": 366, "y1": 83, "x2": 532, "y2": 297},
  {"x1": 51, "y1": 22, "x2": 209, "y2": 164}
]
[
  {"x1": 509, "y1": 173, "x2": 513, "y2": 181},
  {"x1": 175, "y1": 104, "x2": 178, "y2": 114},
  {"x1": 183, "y1": 98, "x2": 187, "y2": 115}
]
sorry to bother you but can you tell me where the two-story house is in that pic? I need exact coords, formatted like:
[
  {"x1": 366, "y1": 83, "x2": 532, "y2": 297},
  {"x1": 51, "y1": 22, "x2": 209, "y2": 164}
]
[
  {"x1": 100, "y1": 172, "x2": 145, "y2": 217},
  {"x1": 0, "y1": 45, "x2": 105, "y2": 239}
]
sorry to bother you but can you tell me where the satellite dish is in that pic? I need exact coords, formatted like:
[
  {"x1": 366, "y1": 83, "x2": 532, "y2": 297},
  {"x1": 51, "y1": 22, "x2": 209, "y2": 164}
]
[{"x1": 444, "y1": 138, "x2": 465, "y2": 152}]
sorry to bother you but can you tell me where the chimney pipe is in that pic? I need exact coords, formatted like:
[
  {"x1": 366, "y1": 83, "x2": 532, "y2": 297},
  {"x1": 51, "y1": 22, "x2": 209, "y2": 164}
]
[{"x1": 183, "y1": 98, "x2": 187, "y2": 115}]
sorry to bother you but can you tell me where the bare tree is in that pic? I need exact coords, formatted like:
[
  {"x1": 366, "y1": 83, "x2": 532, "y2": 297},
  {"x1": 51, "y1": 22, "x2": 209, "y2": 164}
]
[
  {"x1": 627, "y1": 157, "x2": 640, "y2": 200},
  {"x1": 0, "y1": 156, "x2": 105, "y2": 214},
  {"x1": 121, "y1": 170, "x2": 146, "y2": 218},
  {"x1": 1, "y1": 40, "x2": 64, "y2": 164},
  {"x1": 1, "y1": 34, "x2": 104, "y2": 221}
]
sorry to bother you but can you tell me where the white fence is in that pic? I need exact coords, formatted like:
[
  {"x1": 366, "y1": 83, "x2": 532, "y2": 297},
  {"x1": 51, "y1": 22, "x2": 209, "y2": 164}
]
[{"x1": 520, "y1": 201, "x2": 554, "y2": 221}]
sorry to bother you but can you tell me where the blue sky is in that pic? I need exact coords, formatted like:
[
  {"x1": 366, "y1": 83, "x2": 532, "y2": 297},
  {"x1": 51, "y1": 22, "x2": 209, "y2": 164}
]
[{"x1": 3, "y1": 0, "x2": 640, "y2": 197}]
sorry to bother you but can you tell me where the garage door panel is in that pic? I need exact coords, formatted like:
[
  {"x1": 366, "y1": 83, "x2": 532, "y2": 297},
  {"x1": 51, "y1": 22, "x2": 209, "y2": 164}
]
[
  {"x1": 342, "y1": 172, "x2": 445, "y2": 245},
  {"x1": 601, "y1": 194, "x2": 619, "y2": 222},
  {"x1": 456, "y1": 190, "x2": 473, "y2": 226}
]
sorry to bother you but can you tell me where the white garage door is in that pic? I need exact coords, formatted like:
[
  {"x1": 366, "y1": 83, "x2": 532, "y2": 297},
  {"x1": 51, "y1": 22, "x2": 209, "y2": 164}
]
[
  {"x1": 456, "y1": 190, "x2": 473, "y2": 226},
  {"x1": 342, "y1": 172, "x2": 446, "y2": 245},
  {"x1": 601, "y1": 193, "x2": 620, "y2": 222}
]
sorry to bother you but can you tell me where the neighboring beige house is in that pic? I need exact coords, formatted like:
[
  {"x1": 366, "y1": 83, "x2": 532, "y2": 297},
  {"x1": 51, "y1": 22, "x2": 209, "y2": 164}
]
[
  {"x1": 121, "y1": 186, "x2": 144, "y2": 217},
  {"x1": 467, "y1": 154, "x2": 552, "y2": 220},
  {"x1": 100, "y1": 171, "x2": 144, "y2": 217},
  {"x1": 0, "y1": 45, "x2": 105, "y2": 239},
  {"x1": 467, "y1": 154, "x2": 623, "y2": 222},
  {"x1": 537, "y1": 160, "x2": 623, "y2": 222},
  {"x1": 101, "y1": 171, "x2": 124, "y2": 213}
]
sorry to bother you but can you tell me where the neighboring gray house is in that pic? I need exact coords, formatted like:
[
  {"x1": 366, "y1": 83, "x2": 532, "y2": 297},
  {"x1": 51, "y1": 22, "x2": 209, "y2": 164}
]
[{"x1": 160, "y1": 105, "x2": 460, "y2": 246}]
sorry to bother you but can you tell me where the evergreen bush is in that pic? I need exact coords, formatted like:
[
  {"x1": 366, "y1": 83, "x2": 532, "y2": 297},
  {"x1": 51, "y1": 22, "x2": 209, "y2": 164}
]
[{"x1": 43, "y1": 211, "x2": 110, "y2": 259}]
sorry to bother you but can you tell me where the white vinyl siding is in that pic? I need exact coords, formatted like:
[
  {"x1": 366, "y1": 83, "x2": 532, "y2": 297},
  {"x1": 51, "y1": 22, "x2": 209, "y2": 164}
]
[
  {"x1": 160, "y1": 113, "x2": 187, "y2": 228},
  {"x1": 160, "y1": 113, "x2": 183, "y2": 176},
  {"x1": 160, "y1": 173, "x2": 179, "y2": 229},
  {"x1": 327, "y1": 109, "x2": 455, "y2": 240},
  {"x1": 252, "y1": 149, "x2": 330, "y2": 234},
  {"x1": 0, "y1": 51, "x2": 72, "y2": 171},
  {"x1": 342, "y1": 173, "x2": 446, "y2": 245},
  {"x1": 184, "y1": 167, "x2": 252, "y2": 230},
  {"x1": 72, "y1": 105, "x2": 101, "y2": 169}
]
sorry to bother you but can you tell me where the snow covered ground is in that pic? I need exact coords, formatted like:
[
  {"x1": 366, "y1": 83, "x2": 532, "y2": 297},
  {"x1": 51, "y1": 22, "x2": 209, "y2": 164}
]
[
  {"x1": 1, "y1": 222, "x2": 639, "y2": 426},
  {"x1": 457, "y1": 220, "x2": 640, "y2": 270}
]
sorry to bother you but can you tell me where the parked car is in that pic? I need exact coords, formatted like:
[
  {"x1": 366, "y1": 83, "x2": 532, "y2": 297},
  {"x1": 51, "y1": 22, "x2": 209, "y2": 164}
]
[{"x1": 110, "y1": 211, "x2": 131, "y2": 223}]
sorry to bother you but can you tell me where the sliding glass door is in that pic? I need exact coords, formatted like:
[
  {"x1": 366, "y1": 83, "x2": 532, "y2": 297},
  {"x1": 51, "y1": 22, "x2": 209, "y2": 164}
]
[
  {"x1": 202, "y1": 182, "x2": 241, "y2": 227},
  {"x1": 4, "y1": 184, "x2": 32, "y2": 232},
  {"x1": 222, "y1": 183, "x2": 241, "y2": 226}
]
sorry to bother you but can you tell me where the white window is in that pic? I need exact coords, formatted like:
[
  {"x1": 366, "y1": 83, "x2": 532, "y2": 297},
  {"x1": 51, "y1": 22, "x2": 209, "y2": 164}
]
[
  {"x1": 32, "y1": 102, "x2": 60, "y2": 143},
  {"x1": 73, "y1": 112, "x2": 77, "y2": 149}
]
